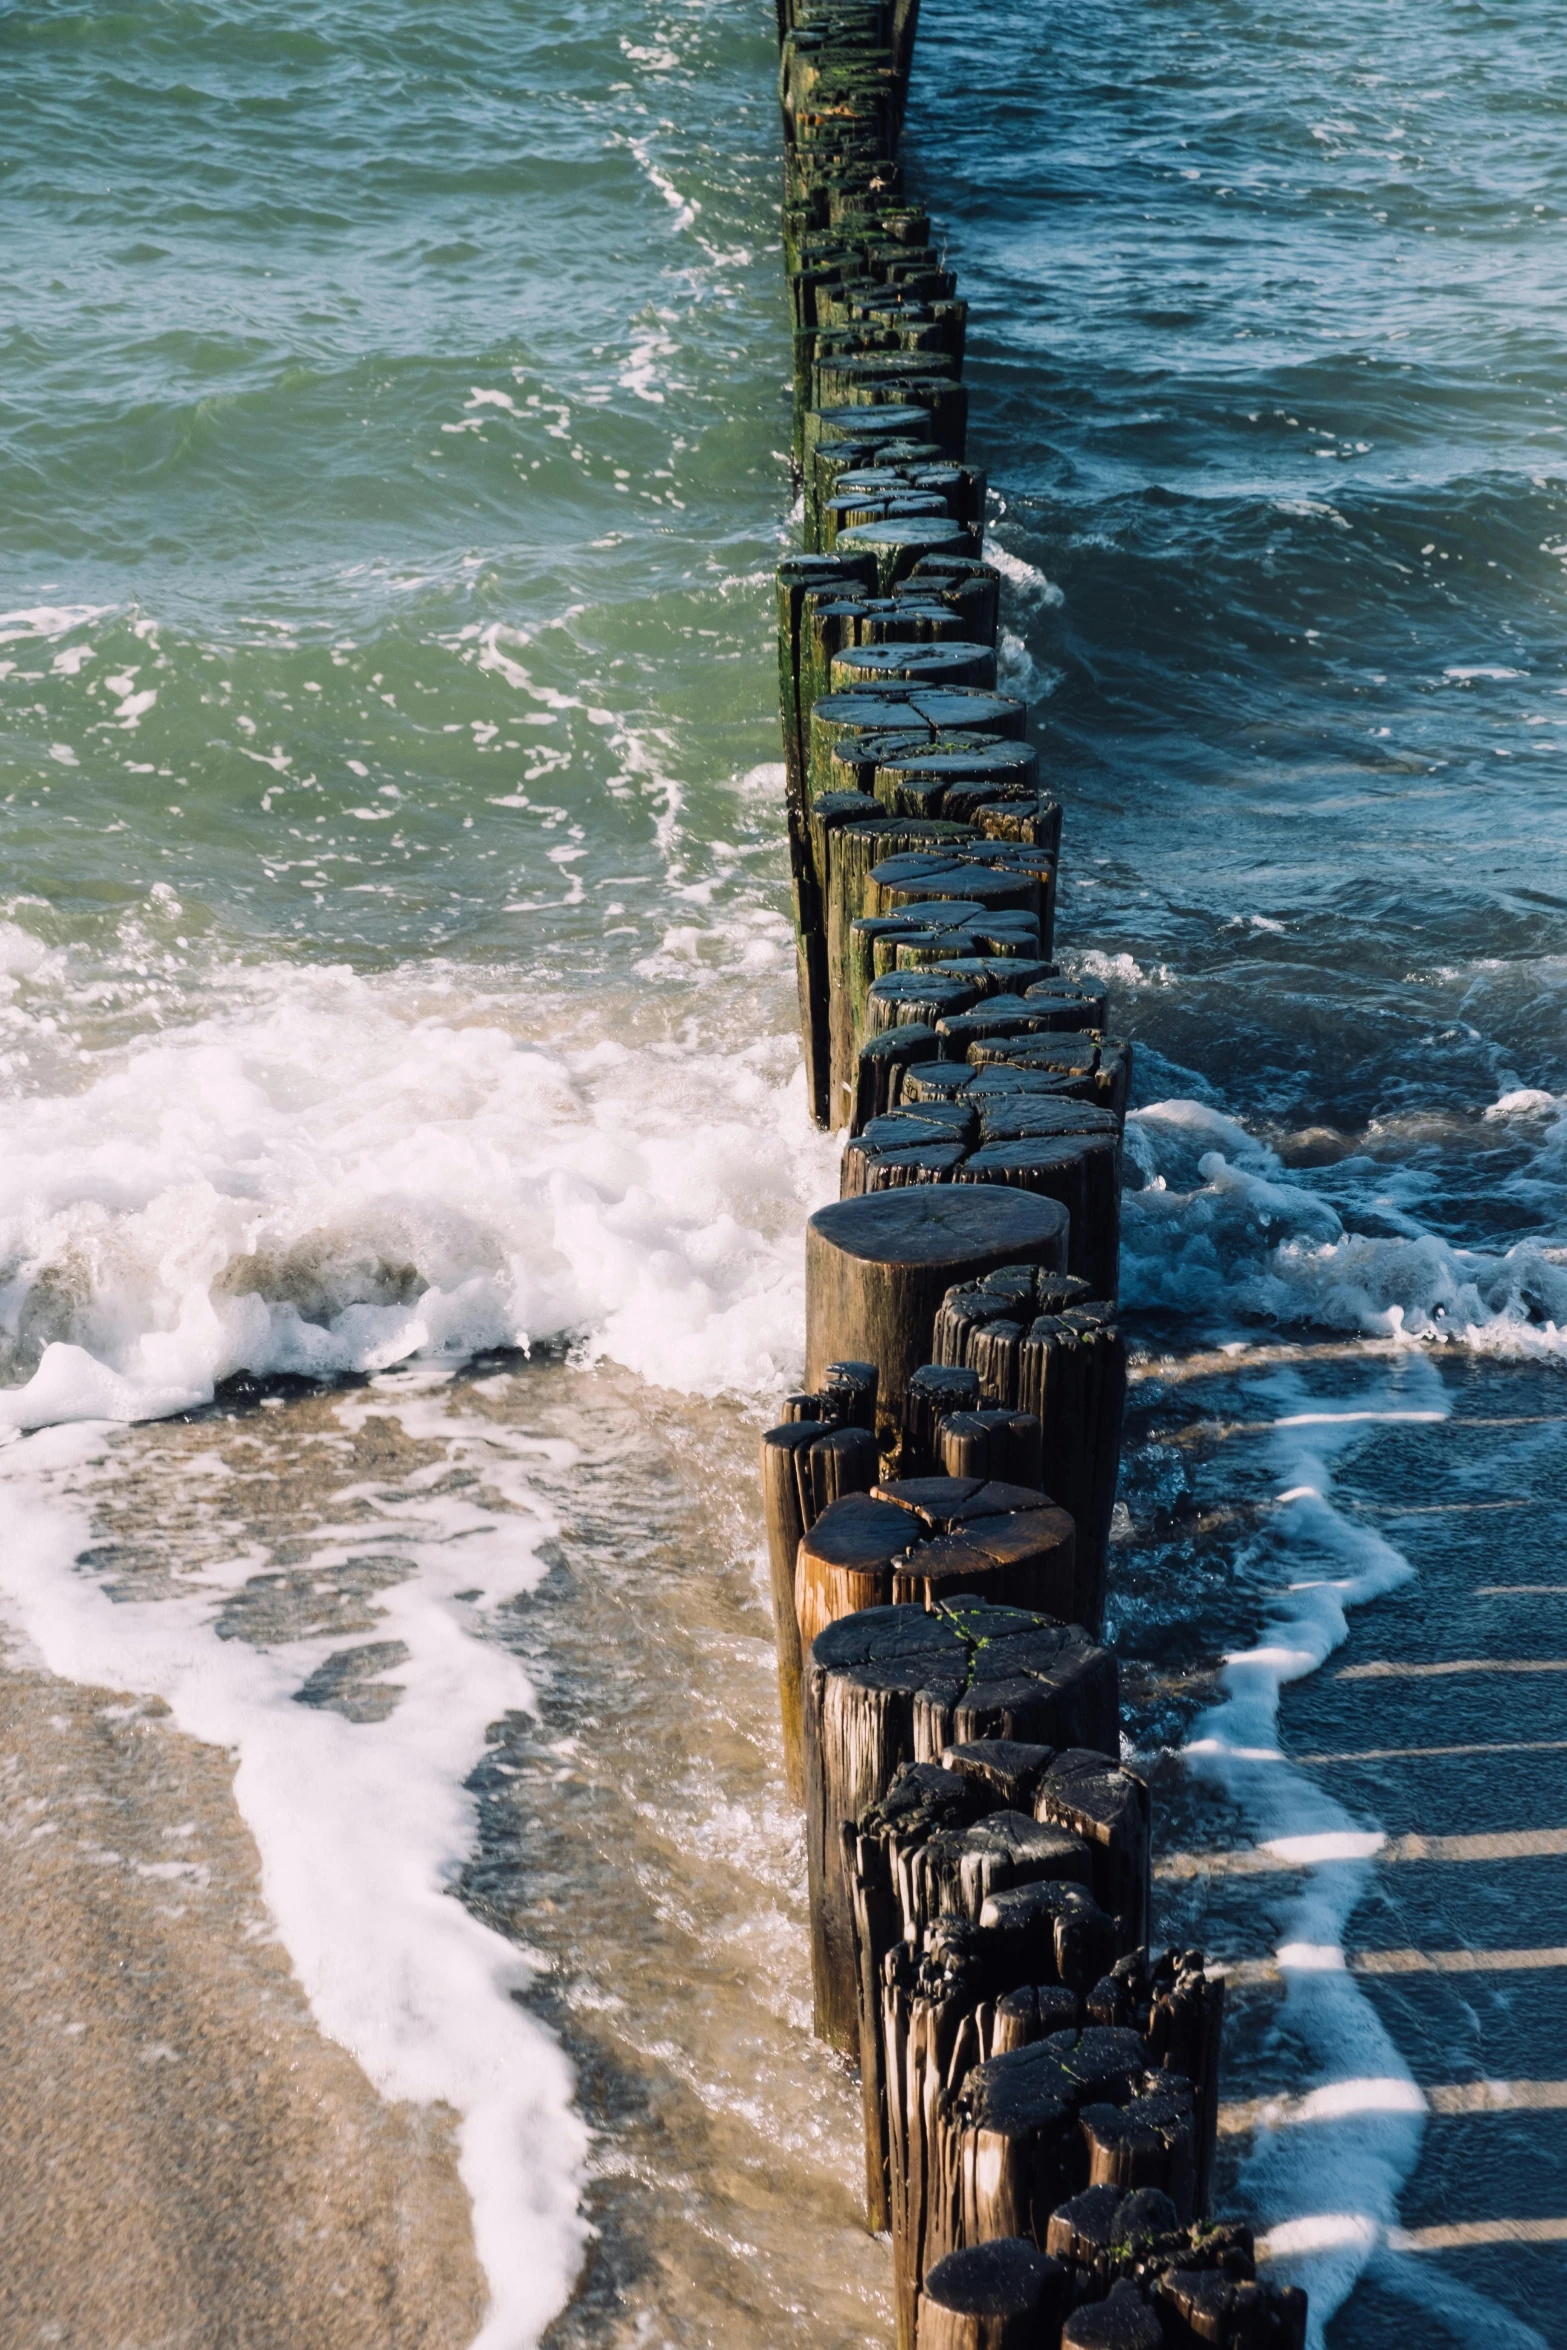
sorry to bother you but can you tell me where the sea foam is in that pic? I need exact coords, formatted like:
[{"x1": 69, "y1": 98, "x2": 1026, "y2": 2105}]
[
  {"x1": 1185, "y1": 1361, "x2": 1547, "y2": 2349},
  {"x1": 1185, "y1": 1364, "x2": 1429, "y2": 2338},
  {"x1": 0, "y1": 1389, "x2": 589, "y2": 2348},
  {"x1": 0, "y1": 944, "x2": 836, "y2": 1432},
  {"x1": 1124, "y1": 1098, "x2": 1567, "y2": 1354}
]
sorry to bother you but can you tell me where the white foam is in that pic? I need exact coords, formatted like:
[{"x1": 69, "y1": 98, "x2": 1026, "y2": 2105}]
[
  {"x1": 1485, "y1": 1087, "x2": 1565, "y2": 1121},
  {"x1": 998, "y1": 628, "x2": 1062, "y2": 699},
  {"x1": 621, "y1": 39, "x2": 679, "y2": 69},
  {"x1": 0, "y1": 900, "x2": 833, "y2": 2344},
  {"x1": 1275, "y1": 1942, "x2": 1345, "y2": 1972},
  {"x1": 1260, "y1": 2078, "x2": 1428, "y2": 2125},
  {"x1": 1262, "y1": 2213, "x2": 1379, "y2": 2260},
  {"x1": 0, "y1": 602, "x2": 115, "y2": 644},
  {"x1": 626, "y1": 135, "x2": 698, "y2": 232},
  {"x1": 0, "y1": 946, "x2": 837, "y2": 1431},
  {"x1": 620, "y1": 330, "x2": 676, "y2": 403},
  {"x1": 1184, "y1": 1360, "x2": 1443, "y2": 2338},
  {"x1": 1064, "y1": 947, "x2": 1176, "y2": 989},
  {"x1": 1273, "y1": 499, "x2": 1350, "y2": 527},
  {"x1": 1185, "y1": 1358, "x2": 1555, "y2": 2349},
  {"x1": 1123, "y1": 1097, "x2": 1567, "y2": 1354},
  {"x1": 982, "y1": 536, "x2": 1065, "y2": 603},
  {"x1": 1261, "y1": 1829, "x2": 1387, "y2": 1867},
  {"x1": 0, "y1": 1388, "x2": 587, "y2": 2348}
]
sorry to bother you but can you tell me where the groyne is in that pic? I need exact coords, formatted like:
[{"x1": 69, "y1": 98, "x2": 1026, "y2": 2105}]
[{"x1": 759, "y1": 6, "x2": 1309, "y2": 2343}]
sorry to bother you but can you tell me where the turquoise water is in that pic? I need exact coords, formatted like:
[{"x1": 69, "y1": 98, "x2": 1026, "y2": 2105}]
[
  {"x1": 0, "y1": 0, "x2": 825, "y2": 1413},
  {"x1": 6, "y1": 2, "x2": 1567, "y2": 2345},
  {"x1": 4, "y1": 0, "x2": 782, "y2": 955}
]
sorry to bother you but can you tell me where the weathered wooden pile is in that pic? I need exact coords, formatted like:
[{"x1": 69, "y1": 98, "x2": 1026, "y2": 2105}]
[{"x1": 761, "y1": 6, "x2": 1309, "y2": 2344}]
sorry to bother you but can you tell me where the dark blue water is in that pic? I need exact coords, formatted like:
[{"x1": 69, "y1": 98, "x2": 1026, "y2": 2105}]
[
  {"x1": 906, "y1": 7, "x2": 1567, "y2": 2342},
  {"x1": 923, "y1": 0, "x2": 1567, "y2": 1311}
]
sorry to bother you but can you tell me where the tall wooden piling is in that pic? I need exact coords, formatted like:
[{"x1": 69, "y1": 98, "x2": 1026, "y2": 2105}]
[
  {"x1": 802, "y1": 1601, "x2": 1120, "y2": 2055},
  {"x1": 805, "y1": 1189, "x2": 1070, "y2": 1433}
]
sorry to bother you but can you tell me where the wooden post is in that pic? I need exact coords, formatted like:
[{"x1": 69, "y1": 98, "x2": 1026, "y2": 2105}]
[
  {"x1": 778, "y1": 553, "x2": 876, "y2": 804},
  {"x1": 933, "y1": 1406, "x2": 1043, "y2": 1487},
  {"x1": 916, "y1": 2240, "x2": 1069, "y2": 2350},
  {"x1": 1031, "y1": 1747, "x2": 1151, "y2": 1955},
  {"x1": 900, "y1": 2027, "x2": 1151, "y2": 2350},
  {"x1": 760, "y1": 1417, "x2": 831, "y2": 1800},
  {"x1": 967, "y1": 1032, "x2": 1131, "y2": 1119},
  {"x1": 1079, "y1": 2086, "x2": 1197, "y2": 2219},
  {"x1": 832, "y1": 639, "x2": 998, "y2": 694},
  {"x1": 805, "y1": 1188, "x2": 1071, "y2": 1434},
  {"x1": 843, "y1": 1103, "x2": 1122, "y2": 1305},
  {"x1": 936, "y1": 981, "x2": 1109, "y2": 1049},
  {"x1": 873, "y1": 740, "x2": 1049, "y2": 828},
  {"x1": 865, "y1": 1853, "x2": 1245, "y2": 2344},
  {"x1": 843, "y1": 1058, "x2": 971, "y2": 1140},
  {"x1": 793, "y1": 1490, "x2": 914, "y2": 1653},
  {"x1": 822, "y1": 375, "x2": 969, "y2": 462},
  {"x1": 760, "y1": 1359, "x2": 882, "y2": 1798},
  {"x1": 1079, "y1": 1950, "x2": 1226, "y2": 2217},
  {"x1": 841, "y1": 1736, "x2": 1155, "y2": 2272},
  {"x1": 926, "y1": 1262, "x2": 1127, "y2": 1636},
  {"x1": 803, "y1": 587, "x2": 874, "y2": 723},
  {"x1": 934, "y1": 1736, "x2": 1055, "y2": 1811},
  {"x1": 795, "y1": 1474, "x2": 1077, "y2": 1654},
  {"x1": 900, "y1": 1361, "x2": 981, "y2": 1471},
  {"x1": 865, "y1": 969, "x2": 981, "y2": 1042},
  {"x1": 853, "y1": 1022, "x2": 945, "y2": 1130},
  {"x1": 813, "y1": 433, "x2": 944, "y2": 543},
  {"x1": 809, "y1": 687, "x2": 1027, "y2": 798},
  {"x1": 856, "y1": 896, "x2": 1044, "y2": 1037},
  {"x1": 924, "y1": 1738, "x2": 1151, "y2": 1947},
  {"x1": 836, "y1": 512, "x2": 975, "y2": 589},
  {"x1": 802, "y1": 1599, "x2": 1118, "y2": 2055},
  {"x1": 822, "y1": 1355, "x2": 881, "y2": 1428},
  {"x1": 1049, "y1": 2184, "x2": 1190, "y2": 2286},
  {"x1": 871, "y1": 964, "x2": 1056, "y2": 1053},
  {"x1": 1059, "y1": 2285, "x2": 1165, "y2": 2350},
  {"x1": 1155, "y1": 2269, "x2": 1307, "y2": 2348},
  {"x1": 803, "y1": 399, "x2": 938, "y2": 473},
  {"x1": 809, "y1": 1422, "x2": 882, "y2": 1512},
  {"x1": 778, "y1": 550, "x2": 880, "y2": 1124},
  {"x1": 849, "y1": 1761, "x2": 985, "y2": 2228},
  {"x1": 955, "y1": 1136, "x2": 1121, "y2": 1302},
  {"x1": 826, "y1": 816, "x2": 981, "y2": 1116},
  {"x1": 864, "y1": 849, "x2": 1040, "y2": 926},
  {"x1": 850, "y1": 1755, "x2": 1102, "y2": 2231},
  {"x1": 909, "y1": 553, "x2": 1000, "y2": 640}
]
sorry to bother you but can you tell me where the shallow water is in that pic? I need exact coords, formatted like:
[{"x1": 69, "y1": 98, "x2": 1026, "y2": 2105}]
[{"x1": 4, "y1": 0, "x2": 1567, "y2": 2344}]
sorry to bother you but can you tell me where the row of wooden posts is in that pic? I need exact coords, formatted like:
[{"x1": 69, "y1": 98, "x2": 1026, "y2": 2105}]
[{"x1": 757, "y1": 5, "x2": 1310, "y2": 2346}]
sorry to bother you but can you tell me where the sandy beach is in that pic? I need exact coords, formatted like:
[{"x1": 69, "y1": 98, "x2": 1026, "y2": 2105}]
[{"x1": 0, "y1": 1651, "x2": 487, "y2": 2350}]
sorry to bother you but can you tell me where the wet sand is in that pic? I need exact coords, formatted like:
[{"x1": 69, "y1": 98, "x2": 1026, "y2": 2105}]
[
  {"x1": 2, "y1": 1361, "x2": 890, "y2": 2350},
  {"x1": 0, "y1": 1651, "x2": 487, "y2": 2350},
  {"x1": 17, "y1": 1341, "x2": 1563, "y2": 2350}
]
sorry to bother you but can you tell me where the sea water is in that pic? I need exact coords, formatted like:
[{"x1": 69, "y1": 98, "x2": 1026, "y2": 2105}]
[{"x1": 3, "y1": 0, "x2": 1566, "y2": 2343}]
